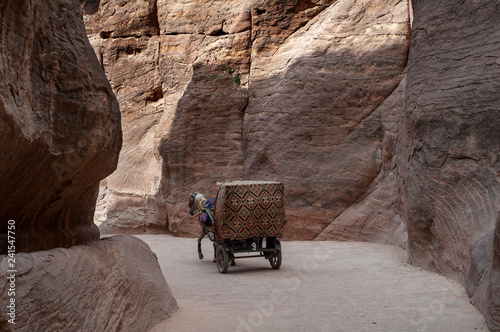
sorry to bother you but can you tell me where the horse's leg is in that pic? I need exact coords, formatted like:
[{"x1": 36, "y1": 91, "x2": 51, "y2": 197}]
[
  {"x1": 198, "y1": 229, "x2": 205, "y2": 260},
  {"x1": 213, "y1": 242, "x2": 216, "y2": 263}
]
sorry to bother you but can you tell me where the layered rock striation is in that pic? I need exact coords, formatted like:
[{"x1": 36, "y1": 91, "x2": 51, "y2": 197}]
[{"x1": 400, "y1": 0, "x2": 500, "y2": 329}]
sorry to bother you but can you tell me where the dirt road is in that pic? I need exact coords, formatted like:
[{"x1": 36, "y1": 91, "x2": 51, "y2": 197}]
[{"x1": 133, "y1": 235, "x2": 488, "y2": 332}]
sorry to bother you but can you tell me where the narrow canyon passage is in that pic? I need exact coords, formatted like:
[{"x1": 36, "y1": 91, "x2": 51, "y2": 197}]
[{"x1": 133, "y1": 235, "x2": 488, "y2": 332}]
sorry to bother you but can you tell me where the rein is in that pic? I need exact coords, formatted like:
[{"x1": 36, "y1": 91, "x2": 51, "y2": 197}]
[{"x1": 196, "y1": 199, "x2": 215, "y2": 217}]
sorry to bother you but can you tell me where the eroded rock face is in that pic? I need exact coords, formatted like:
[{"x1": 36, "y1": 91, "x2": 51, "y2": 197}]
[
  {"x1": 315, "y1": 75, "x2": 407, "y2": 247},
  {"x1": 0, "y1": 2, "x2": 178, "y2": 331},
  {"x1": 400, "y1": 0, "x2": 500, "y2": 329},
  {"x1": 85, "y1": 0, "x2": 410, "y2": 241},
  {"x1": 0, "y1": 235, "x2": 178, "y2": 331},
  {"x1": 0, "y1": 0, "x2": 122, "y2": 253},
  {"x1": 84, "y1": 0, "x2": 167, "y2": 234},
  {"x1": 83, "y1": 0, "x2": 500, "y2": 329},
  {"x1": 243, "y1": 0, "x2": 410, "y2": 240}
]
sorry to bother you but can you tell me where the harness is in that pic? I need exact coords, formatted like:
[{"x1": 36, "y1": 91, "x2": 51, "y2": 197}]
[{"x1": 196, "y1": 199, "x2": 216, "y2": 242}]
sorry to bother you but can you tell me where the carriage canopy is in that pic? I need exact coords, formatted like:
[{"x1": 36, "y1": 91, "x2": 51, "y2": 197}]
[{"x1": 214, "y1": 181, "x2": 286, "y2": 241}]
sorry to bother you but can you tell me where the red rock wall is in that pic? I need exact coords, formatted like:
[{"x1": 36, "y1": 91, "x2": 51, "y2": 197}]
[
  {"x1": 1, "y1": 2, "x2": 178, "y2": 331},
  {"x1": 0, "y1": 0, "x2": 122, "y2": 253},
  {"x1": 83, "y1": 0, "x2": 500, "y2": 329},
  {"x1": 83, "y1": 0, "x2": 166, "y2": 234},
  {"x1": 85, "y1": 0, "x2": 411, "y2": 244},
  {"x1": 401, "y1": 0, "x2": 500, "y2": 329},
  {"x1": 243, "y1": 0, "x2": 409, "y2": 241}
]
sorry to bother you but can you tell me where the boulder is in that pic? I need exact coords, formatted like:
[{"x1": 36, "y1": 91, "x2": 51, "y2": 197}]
[{"x1": 0, "y1": 235, "x2": 178, "y2": 332}]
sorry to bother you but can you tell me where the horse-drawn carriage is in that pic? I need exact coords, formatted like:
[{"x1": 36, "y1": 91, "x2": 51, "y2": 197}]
[{"x1": 189, "y1": 181, "x2": 286, "y2": 274}]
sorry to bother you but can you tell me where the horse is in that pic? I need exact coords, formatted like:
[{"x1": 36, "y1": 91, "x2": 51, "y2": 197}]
[
  {"x1": 188, "y1": 192, "x2": 235, "y2": 266},
  {"x1": 188, "y1": 193, "x2": 216, "y2": 261}
]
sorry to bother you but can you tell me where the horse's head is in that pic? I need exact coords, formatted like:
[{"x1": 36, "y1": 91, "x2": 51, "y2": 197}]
[
  {"x1": 188, "y1": 193, "x2": 197, "y2": 215},
  {"x1": 188, "y1": 193, "x2": 206, "y2": 216}
]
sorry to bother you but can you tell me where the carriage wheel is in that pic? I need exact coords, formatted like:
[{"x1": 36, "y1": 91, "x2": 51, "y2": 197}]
[
  {"x1": 269, "y1": 250, "x2": 282, "y2": 269},
  {"x1": 216, "y1": 244, "x2": 229, "y2": 274}
]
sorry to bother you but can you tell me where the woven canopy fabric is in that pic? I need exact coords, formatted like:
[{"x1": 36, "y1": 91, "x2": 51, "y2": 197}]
[{"x1": 214, "y1": 181, "x2": 286, "y2": 241}]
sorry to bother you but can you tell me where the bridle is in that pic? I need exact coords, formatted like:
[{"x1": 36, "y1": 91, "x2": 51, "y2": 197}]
[
  {"x1": 188, "y1": 193, "x2": 198, "y2": 216},
  {"x1": 189, "y1": 192, "x2": 216, "y2": 242}
]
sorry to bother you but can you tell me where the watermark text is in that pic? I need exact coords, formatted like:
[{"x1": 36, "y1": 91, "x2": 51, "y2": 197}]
[{"x1": 6, "y1": 219, "x2": 16, "y2": 325}]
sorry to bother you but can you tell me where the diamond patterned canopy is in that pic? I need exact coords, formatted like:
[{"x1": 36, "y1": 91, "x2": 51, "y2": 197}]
[{"x1": 214, "y1": 181, "x2": 286, "y2": 241}]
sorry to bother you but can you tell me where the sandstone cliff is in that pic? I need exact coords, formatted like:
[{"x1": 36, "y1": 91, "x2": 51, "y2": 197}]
[
  {"x1": 84, "y1": 0, "x2": 499, "y2": 330},
  {"x1": 0, "y1": 0, "x2": 177, "y2": 330},
  {"x1": 0, "y1": 0, "x2": 122, "y2": 253},
  {"x1": 400, "y1": 1, "x2": 500, "y2": 329},
  {"x1": 86, "y1": 0, "x2": 410, "y2": 248}
]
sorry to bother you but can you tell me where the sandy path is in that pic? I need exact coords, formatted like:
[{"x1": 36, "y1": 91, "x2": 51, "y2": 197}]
[{"x1": 132, "y1": 235, "x2": 488, "y2": 332}]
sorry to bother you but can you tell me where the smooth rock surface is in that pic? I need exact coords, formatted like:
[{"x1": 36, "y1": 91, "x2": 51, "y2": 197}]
[
  {"x1": 242, "y1": 0, "x2": 410, "y2": 240},
  {"x1": 0, "y1": 0, "x2": 122, "y2": 253},
  {"x1": 315, "y1": 75, "x2": 407, "y2": 247},
  {"x1": 0, "y1": 235, "x2": 178, "y2": 332}
]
